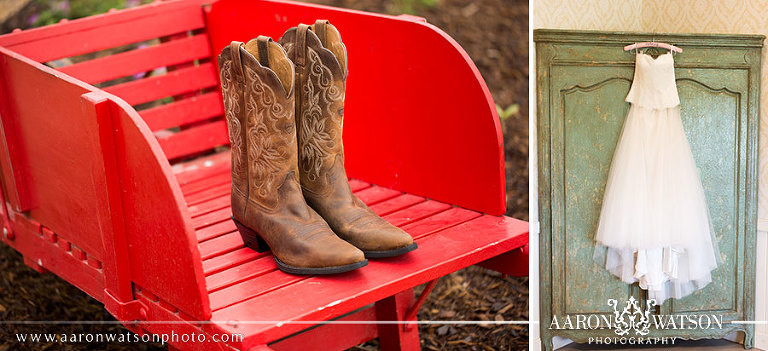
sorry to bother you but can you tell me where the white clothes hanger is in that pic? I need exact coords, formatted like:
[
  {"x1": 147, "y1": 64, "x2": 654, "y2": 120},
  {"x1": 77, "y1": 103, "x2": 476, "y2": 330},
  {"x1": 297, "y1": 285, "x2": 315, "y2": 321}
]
[
  {"x1": 624, "y1": 33, "x2": 683, "y2": 54},
  {"x1": 625, "y1": 32, "x2": 682, "y2": 54},
  {"x1": 624, "y1": 41, "x2": 683, "y2": 54}
]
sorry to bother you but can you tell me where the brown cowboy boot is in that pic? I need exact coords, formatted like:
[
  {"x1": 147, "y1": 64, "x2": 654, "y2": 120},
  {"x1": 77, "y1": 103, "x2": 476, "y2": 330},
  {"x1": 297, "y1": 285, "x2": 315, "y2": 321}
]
[
  {"x1": 279, "y1": 21, "x2": 417, "y2": 258},
  {"x1": 218, "y1": 36, "x2": 367, "y2": 274}
]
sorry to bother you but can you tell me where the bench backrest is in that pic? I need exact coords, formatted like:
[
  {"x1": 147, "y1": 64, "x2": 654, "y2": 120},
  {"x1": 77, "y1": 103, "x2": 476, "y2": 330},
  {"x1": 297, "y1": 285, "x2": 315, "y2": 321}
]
[
  {"x1": 206, "y1": 0, "x2": 507, "y2": 215},
  {"x1": 0, "y1": 0, "x2": 225, "y2": 164}
]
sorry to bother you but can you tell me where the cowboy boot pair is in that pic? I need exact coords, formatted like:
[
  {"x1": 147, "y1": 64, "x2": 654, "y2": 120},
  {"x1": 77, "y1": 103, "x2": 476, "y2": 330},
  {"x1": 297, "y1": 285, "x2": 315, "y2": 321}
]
[{"x1": 218, "y1": 21, "x2": 415, "y2": 275}]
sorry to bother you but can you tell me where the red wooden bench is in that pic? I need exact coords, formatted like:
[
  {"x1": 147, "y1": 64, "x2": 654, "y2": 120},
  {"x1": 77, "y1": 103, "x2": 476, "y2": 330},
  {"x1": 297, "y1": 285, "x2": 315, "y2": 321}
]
[{"x1": 0, "y1": 0, "x2": 528, "y2": 350}]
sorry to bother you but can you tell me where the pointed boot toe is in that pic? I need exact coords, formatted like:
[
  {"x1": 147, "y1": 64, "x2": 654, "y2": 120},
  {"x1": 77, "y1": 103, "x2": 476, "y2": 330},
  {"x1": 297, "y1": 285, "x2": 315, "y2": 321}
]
[
  {"x1": 360, "y1": 229, "x2": 417, "y2": 259},
  {"x1": 272, "y1": 230, "x2": 368, "y2": 275},
  {"x1": 337, "y1": 216, "x2": 418, "y2": 258}
]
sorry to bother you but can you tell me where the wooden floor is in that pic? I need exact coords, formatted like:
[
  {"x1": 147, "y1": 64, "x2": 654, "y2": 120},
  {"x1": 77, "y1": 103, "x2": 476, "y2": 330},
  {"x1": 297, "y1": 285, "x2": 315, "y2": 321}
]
[{"x1": 561, "y1": 339, "x2": 759, "y2": 350}]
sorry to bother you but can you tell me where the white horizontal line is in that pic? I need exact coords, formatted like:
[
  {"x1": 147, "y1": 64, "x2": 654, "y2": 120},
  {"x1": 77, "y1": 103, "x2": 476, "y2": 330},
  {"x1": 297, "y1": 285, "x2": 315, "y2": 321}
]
[
  {"x1": 0, "y1": 320, "x2": 531, "y2": 325},
  {"x1": 730, "y1": 321, "x2": 768, "y2": 324}
]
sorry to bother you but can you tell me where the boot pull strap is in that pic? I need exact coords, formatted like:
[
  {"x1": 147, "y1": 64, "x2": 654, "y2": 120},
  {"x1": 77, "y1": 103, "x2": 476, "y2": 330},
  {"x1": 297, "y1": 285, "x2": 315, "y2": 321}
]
[
  {"x1": 256, "y1": 35, "x2": 271, "y2": 68},
  {"x1": 229, "y1": 41, "x2": 244, "y2": 78},
  {"x1": 295, "y1": 24, "x2": 311, "y2": 67},
  {"x1": 314, "y1": 19, "x2": 329, "y2": 47}
]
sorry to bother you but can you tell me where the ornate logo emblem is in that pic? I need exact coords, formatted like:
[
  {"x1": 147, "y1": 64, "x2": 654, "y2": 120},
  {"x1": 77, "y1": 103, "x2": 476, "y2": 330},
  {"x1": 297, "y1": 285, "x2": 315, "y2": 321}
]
[{"x1": 608, "y1": 296, "x2": 657, "y2": 336}]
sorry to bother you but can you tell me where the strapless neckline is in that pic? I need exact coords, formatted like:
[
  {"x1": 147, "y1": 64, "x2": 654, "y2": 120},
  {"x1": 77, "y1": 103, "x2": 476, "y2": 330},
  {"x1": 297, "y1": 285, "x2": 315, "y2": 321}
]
[{"x1": 638, "y1": 52, "x2": 673, "y2": 63}]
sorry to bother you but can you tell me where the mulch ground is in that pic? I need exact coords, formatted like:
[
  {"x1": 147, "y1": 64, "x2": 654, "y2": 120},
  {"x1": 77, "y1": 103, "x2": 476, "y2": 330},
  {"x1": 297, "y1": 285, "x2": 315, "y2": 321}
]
[{"x1": 0, "y1": 0, "x2": 528, "y2": 350}]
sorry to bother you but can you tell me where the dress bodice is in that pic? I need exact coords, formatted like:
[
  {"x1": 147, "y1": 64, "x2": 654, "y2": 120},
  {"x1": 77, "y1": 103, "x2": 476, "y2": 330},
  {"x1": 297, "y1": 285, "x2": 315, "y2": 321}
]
[{"x1": 625, "y1": 52, "x2": 680, "y2": 109}]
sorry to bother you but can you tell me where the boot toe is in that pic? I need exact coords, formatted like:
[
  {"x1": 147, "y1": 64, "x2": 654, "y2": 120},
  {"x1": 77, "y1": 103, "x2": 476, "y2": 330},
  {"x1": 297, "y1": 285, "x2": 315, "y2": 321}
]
[
  {"x1": 312, "y1": 238, "x2": 366, "y2": 268},
  {"x1": 343, "y1": 225, "x2": 417, "y2": 258},
  {"x1": 372, "y1": 226, "x2": 414, "y2": 250}
]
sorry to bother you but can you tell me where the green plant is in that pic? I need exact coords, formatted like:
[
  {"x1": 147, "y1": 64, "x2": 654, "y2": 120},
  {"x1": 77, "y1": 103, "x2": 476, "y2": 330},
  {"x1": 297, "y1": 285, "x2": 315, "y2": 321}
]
[
  {"x1": 31, "y1": 0, "x2": 150, "y2": 27},
  {"x1": 392, "y1": 0, "x2": 438, "y2": 15},
  {"x1": 496, "y1": 103, "x2": 519, "y2": 120},
  {"x1": 496, "y1": 103, "x2": 519, "y2": 134}
]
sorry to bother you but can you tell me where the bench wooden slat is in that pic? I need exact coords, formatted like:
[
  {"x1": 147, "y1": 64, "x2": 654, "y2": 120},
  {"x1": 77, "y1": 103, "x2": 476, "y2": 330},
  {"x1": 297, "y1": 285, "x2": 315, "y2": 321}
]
[
  {"x1": 210, "y1": 268, "x2": 306, "y2": 311},
  {"x1": 189, "y1": 196, "x2": 231, "y2": 219},
  {"x1": 207, "y1": 256, "x2": 280, "y2": 309},
  {"x1": 180, "y1": 169, "x2": 232, "y2": 195},
  {"x1": 199, "y1": 231, "x2": 241, "y2": 260},
  {"x1": 354, "y1": 186, "x2": 401, "y2": 205},
  {"x1": 157, "y1": 120, "x2": 229, "y2": 161},
  {"x1": 369, "y1": 193, "x2": 425, "y2": 216},
  {"x1": 192, "y1": 206, "x2": 231, "y2": 229},
  {"x1": 382, "y1": 200, "x2": 452, "y2": 227},
  {"x1": 348, "y1": 179, "x2": 371, "y2": 192},
  {"x1": 209, "y1": 214, "x2": 528, "y2": 345},
  {"x1": 57, "y1": 34, "x2": 211, "y2": 84},
  {"x1": 186, "y1": 182, "x2": 231, "y2": 206},
  {"x1": 183, "y1": 178, "x2": 231, "y2": 200},
  {"x1": 203, "y1": 248, "x2": 262, "y2": 276},
  {"x1": 105, "y1": 62, "x2": 218, "y2": 106},
  {"x1": 174, "y1": 151, "x2": 231, "y2": 185},
  {"x1": 7, "y1": 5, "x2": 205, "y2": 62},
  {"x1": 197, "y1": 220, "x2": 236, "y2": 243},
  {"x1": 206, "y1": 255, "x2": 274, "y2": 293},
  {"x1": 401, "y1": 206, "x2": 482, "y2": 236},
  {"x1": 142, "y1": 91, "x2": 224, "y2": 131}
]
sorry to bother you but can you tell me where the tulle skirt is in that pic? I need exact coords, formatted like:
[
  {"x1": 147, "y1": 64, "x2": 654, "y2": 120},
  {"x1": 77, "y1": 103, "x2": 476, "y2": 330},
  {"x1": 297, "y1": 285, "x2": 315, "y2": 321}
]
[{"x1": 594, "y1": 104, "x2": 719, "y2": 303}]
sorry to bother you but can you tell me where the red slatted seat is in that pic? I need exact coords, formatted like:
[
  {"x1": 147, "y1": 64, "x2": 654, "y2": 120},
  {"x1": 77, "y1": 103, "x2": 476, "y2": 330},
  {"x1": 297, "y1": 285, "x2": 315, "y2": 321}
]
[{"x1": 171, "y1": 152, "x2": 527, "y2": 349}]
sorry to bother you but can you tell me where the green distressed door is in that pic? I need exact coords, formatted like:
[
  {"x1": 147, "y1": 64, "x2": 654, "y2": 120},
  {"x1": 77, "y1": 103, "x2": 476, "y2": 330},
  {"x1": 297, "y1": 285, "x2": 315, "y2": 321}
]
[{"x1": 536, "y1": 30, "x2": 762, "y2": 351}]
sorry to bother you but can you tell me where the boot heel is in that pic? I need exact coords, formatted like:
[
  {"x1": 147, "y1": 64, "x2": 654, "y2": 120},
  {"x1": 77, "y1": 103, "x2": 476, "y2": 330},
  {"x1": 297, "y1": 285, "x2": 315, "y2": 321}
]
[{"x1": 232, "y1": 216, "x2": 271, "y2": 253}]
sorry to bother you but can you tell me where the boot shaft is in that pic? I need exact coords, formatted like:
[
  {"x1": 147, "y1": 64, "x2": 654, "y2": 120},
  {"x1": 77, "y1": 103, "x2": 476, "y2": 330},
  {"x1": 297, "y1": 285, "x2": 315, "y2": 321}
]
[
  {"x1": 218, "y1": 38, "x2": 299, "y2": 211},
  {"x1": 218, "y1": 43, "x2": 249, "y2": 198},
  {"x1": 279, "y1": 22, "x2": 348, "y2": 194}
]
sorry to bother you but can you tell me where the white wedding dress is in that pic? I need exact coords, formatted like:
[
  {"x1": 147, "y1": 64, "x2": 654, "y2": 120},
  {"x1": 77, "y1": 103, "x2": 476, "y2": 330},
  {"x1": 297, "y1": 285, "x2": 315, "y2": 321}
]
[{"x1": 594, "y1": 52, "x2": 719, "y2": 303}]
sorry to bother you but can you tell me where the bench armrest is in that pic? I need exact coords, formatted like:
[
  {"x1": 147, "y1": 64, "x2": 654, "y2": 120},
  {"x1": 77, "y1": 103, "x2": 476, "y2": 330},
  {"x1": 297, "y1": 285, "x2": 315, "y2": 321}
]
[{"x1": 0, "y1": 47, "x2": 210, "y2": 320}]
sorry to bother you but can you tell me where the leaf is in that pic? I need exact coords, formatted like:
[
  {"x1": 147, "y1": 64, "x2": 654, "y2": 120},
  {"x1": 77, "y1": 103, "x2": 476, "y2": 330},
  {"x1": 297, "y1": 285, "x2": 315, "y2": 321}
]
[{"x1": 495, "y1": 103, "x2": 520, "y2": 120}]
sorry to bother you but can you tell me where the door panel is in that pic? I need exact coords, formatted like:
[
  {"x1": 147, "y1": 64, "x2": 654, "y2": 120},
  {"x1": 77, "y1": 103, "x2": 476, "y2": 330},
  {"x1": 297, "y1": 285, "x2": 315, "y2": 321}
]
[
  {"x1": 663, "y1": 68, "x2": 748, "y2": 315},
  {"x1": 551, "y1": 66, "x2": 635, "y2": 317}
]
